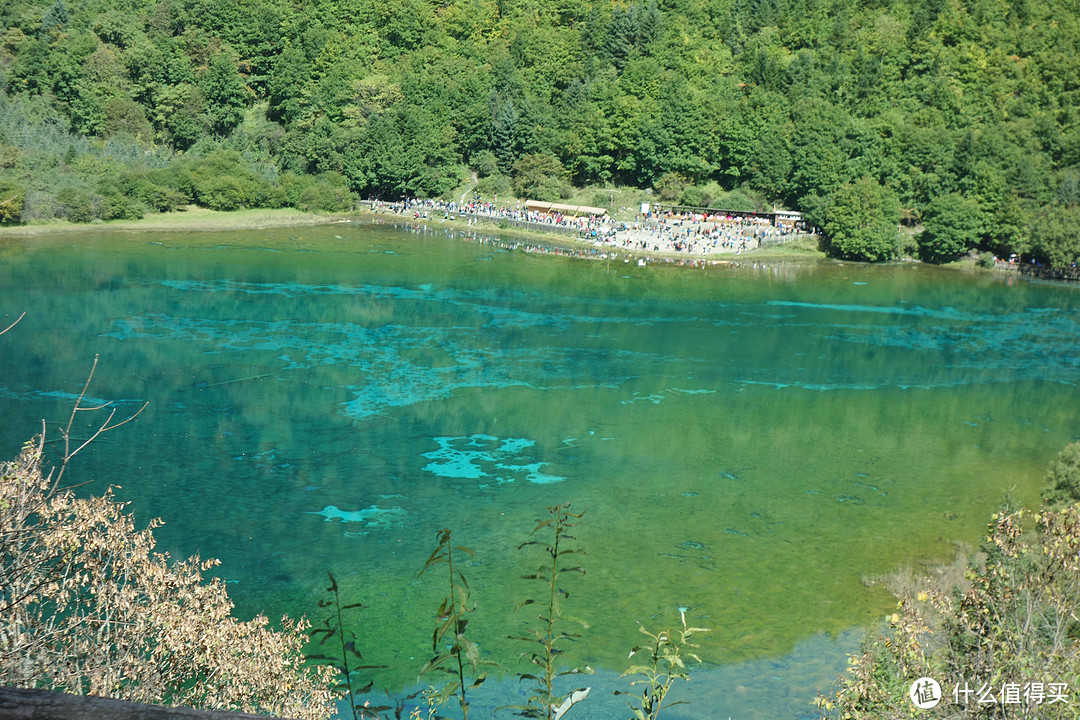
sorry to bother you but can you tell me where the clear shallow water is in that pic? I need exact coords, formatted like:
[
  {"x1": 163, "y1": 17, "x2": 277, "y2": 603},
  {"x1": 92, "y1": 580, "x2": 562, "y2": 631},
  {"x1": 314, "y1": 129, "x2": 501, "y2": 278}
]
[{"x1": 2, "y1": 224, "x2": 1080, "y2": 719}]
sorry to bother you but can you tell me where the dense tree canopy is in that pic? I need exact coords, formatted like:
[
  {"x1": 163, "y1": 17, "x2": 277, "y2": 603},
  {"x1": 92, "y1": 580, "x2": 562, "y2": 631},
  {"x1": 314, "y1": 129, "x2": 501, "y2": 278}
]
[
  {"x1": 919, "y1": 191, "x2": 982, "y2": 263},
  {"x1": 1, "y1": 0, "x2": 1080, "y2": 268},
  {"x1": 818, "y1": 178, "x2": 901, "y2": 262}
]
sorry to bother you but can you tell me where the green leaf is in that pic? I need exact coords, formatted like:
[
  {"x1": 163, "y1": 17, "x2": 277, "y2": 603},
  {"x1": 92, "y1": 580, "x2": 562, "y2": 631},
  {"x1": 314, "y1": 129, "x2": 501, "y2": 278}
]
[
  {"x1": 462, "y1": 637, "x2": 481, "y2": 668},
  {"x1": 304, "y1": 653, "x2": 338, "y2": 663},
  {"x1": 419, "y1": 550, "x2": 446, "y2": 575},
  {"x1": 506, "y1": 632, "x2": 542, "y2": 643},
  {"x1": 419, "y1": 653, "x2": 453, "y2": 675},
  {"x1": 355, "y1": 703, "x2": 392, "y2": 714},
  {"x1": 455, "y1": 571, "x2": 471, "y2": 593},
  {"x1": 419, "y1": 529, "x2": 452, "y2": 575},
  {"x1": 529, "y1": 519, "x2": 555, "y2": 535}
]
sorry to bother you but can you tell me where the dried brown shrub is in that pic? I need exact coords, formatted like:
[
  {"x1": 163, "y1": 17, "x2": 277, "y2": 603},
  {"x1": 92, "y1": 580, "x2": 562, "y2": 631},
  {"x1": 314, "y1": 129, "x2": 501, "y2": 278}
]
[{"x1": 0, "y1": 434, "x2": 337, "y2": 719}]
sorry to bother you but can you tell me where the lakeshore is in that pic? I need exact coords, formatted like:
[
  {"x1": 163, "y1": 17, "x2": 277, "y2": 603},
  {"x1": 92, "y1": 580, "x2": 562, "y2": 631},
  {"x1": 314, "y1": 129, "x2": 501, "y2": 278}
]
[
  {"x1": 0, "y1": 207, "x2": 355, "y2": 235},
  {"x1": 0, "y1": 203, "x2": 826, "y2": 266}
]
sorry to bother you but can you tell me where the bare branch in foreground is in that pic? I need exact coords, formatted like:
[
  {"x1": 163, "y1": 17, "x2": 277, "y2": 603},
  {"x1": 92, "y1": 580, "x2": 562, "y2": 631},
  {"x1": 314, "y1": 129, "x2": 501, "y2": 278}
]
[
  {"x1": 52, "y1": 354, "x2": 148, "y2": 490},
  {"x1": 0, "y1": 311, "x2": 26, "y2": 336}
]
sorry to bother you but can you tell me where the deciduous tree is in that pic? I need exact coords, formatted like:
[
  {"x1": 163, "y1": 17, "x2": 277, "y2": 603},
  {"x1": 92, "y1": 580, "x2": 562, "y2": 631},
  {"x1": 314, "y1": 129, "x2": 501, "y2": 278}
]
[{"x1": 819, "y1": 177, "x2": 900, "y2": 261}]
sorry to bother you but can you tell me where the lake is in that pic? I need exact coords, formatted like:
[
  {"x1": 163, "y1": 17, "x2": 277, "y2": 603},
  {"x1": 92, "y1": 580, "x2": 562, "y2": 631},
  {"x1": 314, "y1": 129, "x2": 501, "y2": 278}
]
[{"x1": 2, "y1": 222, "x2": 1079, "y2": 719}]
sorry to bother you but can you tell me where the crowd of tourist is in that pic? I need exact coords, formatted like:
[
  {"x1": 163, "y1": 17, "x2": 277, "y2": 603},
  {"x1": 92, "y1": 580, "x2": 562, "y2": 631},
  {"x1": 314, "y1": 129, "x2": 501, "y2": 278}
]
[
  {"x1": 366, "y1": 197, "x2": 809, "y2": 258},
  {"x1": 368, "y1": 197, "x2": 604, "y2": 235},
  {"x1": 396, "y1": 223, "x2": 736, "y2": 269},
  {"x1": 610, "y1": 211, "x2": 808, "y2": 256}
]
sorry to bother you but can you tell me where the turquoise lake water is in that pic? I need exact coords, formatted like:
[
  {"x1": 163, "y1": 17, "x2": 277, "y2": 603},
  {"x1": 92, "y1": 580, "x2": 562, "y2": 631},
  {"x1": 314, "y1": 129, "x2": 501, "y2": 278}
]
[{"x1": 2, "y1": 222, "x2": 1079, "y2": 719}]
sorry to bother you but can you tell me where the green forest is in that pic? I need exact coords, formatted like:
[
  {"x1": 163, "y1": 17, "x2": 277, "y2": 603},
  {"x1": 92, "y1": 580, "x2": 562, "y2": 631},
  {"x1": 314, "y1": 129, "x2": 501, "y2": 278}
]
[{"x1": 2, "y1": 0, "x2": 1080, "y2": 267}]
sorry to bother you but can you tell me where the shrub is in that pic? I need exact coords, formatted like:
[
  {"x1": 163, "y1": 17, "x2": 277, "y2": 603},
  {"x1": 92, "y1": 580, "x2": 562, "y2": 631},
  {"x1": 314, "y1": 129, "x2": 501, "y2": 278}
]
[
  {"x1": 0, "y1": 144, "x2": 21, "y2": 168},
  {"x1": 512, "y1": 153, "x2": 567, "y2": 201},
  {"x1": 0, "y1": 435, "x2": 337, "y2": 719},
  {"x1": 280, "y1": 171, "x2": 351, "y2": 211},
  {"x1": 817, "y1": 502, "x2": 1080, "y2": 719},
  {"x1": 257, "y1": 182, "x2": 289, "y2": 209},
  {"x1": 1045, "y1": 441, "x2": 1080, "y2": 509},
  {"x1": 102, "y1": 96, "x2": 153, "y2": 140},
  {"x1": 714, "y1": 186, "x2": 760, "y2": 213},
  {"x1": 654, "y1": 172, "x2": 687, "y2": 202},
  {"x1": 0, "y1": 179, "x2": 24, "y2": 223},
  {"x1": 919, "y1": 192, "x2": 981, "y2": 263},
  {"x1": 56, "y1": 185, "x2": 97, "y2": 222},
  {"x1": 21, "y1": 190, "x2": 60, "y2": 222},
  {"x1": 98, "y1": 190, "x2": 144, "y2": 220},
  {"x1": 173, "y1": 150, "x2": 286, "y2": 211},
  {"x1": 477, "y1": 172, "x2": 511, "y2": 198},
  {"x1": 820, "y1": 178, "x2": 901, "y2": 262},
  {"x1": 298, "y1": 182, "x2": 351, "y2": 212},
  {"x1": 472, "y1": 149, "x2": 499, "y2": 178},
  {"x1": 294, "y1": 172, "x2": 353, "y2": 212},
  {"x1": 115, "y1": 172, "x2": 181, "y2": 212},
  {"x1": 197, "y1": 175, "x2": 251, "y2": 211},
  {"x1": 677, "y1": 185, "x2": 705, "y2": 207}
]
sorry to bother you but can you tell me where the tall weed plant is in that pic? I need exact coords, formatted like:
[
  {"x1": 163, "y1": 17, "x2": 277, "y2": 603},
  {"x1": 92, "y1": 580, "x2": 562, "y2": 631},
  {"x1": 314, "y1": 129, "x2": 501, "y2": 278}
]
[{"x1": 507, "y1": 503, "x2": 592, "y2": 719}]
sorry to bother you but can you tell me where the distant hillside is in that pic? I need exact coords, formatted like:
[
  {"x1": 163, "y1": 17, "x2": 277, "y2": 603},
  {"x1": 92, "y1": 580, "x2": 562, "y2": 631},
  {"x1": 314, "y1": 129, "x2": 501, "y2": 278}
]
[{"x1": 1, "y1": 0, "x2": 1078, "y2": 266}]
